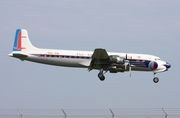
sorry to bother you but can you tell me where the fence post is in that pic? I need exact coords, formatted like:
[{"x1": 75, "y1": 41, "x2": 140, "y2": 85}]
[
  {"x1": 162, "y1": 108, "x2": 168, "y2": 118},
  {"x1": 62, "y1": 109, "x2": 67, "y2": 118},
  {"x1": 17, "y1": 109, "x2": 23, "y2": 118},
  {"x1": 109, "y1": 109, "x2": 115, "y2": 118}
]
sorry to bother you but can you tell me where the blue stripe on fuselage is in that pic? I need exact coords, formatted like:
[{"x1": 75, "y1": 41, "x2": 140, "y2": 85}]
[{"x1": 13, "y1": 29, "x2": 21, "y2": 51}]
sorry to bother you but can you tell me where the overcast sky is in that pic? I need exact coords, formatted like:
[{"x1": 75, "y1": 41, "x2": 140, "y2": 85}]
[{"x1": 0, "y1": 0, "x2": 180, "y2": 109}]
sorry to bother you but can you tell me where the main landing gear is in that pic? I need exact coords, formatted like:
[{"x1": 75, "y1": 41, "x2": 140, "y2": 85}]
[
  {"x1": 98, "y1": 69, "x2": 107, "y2": 81},
  {"x1": 153, "y1": 73, "x2": 159, "y2": 83}
]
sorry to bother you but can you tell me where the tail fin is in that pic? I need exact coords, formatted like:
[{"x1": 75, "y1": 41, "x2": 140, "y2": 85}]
[{"x1": 13, "y1": 29, "x2": 36, "y2": 52}]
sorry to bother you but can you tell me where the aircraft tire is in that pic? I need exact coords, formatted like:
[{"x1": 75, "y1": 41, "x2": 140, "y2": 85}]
[
  {"x1": 98, "y1": 73, "x2": 105, "y2": 81},
  {"x1": 153, "y1": 77, "x2": 159, "y2": 83},
  {"x1": 100, "y1": 76, "x2": 105, "y2": 81}
]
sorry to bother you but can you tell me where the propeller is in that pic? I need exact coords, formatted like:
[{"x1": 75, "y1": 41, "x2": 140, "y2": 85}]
[
  {"x1": 124, "y1": 54, "x2": 128, "y2": 70},
  {"x1": 129, "y1": 56, "x2": 132, "y2": 77},
  {"x1": 124, "y1": 54, "x2": 132, "y2": 77}
]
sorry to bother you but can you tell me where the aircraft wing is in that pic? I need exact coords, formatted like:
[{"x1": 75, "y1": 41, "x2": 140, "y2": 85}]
[
  {"x1": 91, "y1": 48, "x2": 110, "y2": 60},
  {"x1": 88, "y1": 48, "x2": 116, "y2": 71}
]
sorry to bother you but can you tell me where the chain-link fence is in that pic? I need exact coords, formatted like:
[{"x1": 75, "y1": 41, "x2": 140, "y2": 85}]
[{"x1": 0, "y1": 108, "x2": 180, "y2": 118}]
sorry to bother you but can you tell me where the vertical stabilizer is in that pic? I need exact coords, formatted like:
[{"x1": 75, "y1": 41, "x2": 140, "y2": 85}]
[{"x1": 13, "y1": 29, "x2": 36, "y2": 52}]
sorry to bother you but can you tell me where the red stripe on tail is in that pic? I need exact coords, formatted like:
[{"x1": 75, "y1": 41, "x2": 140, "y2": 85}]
[{"x1": 17, "y1": 31, "x2": 21, "y2": 50}]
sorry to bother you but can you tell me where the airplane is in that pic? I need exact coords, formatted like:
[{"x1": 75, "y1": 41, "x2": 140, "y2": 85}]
[{"x1": 9, "y1": 29, "x2": 171, "y2": 83}]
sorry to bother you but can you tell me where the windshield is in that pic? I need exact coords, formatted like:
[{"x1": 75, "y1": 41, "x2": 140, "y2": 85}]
[{"x1": 155, "y1": 58, "x2": 161, "y2": 61}]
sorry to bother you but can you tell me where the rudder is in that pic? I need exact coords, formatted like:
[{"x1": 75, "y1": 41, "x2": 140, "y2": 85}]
[{"x1": 13, "y1": 29, "x2": 36, "y2": 51}]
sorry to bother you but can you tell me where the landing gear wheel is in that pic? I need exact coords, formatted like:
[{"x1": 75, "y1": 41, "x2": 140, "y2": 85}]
[
  {"x1": 153, "y1": 77, "x2": 159, "y2": 83},
  {"x1": 98, "y1": 73, "x2": 105, "y2": 81}
]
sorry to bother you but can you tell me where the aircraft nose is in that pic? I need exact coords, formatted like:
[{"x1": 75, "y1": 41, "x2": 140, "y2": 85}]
[{"x1": 164, "y1": 62, "x2": 171, "y2": 69}]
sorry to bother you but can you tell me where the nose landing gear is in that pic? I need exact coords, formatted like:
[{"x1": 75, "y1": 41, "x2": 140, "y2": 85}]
[
  {"x1": 153, "y1": 77, "x2": 159, "y2": 83},
  {"x1": 153, "y1": 73, "x2": 159, "y2": 83}
]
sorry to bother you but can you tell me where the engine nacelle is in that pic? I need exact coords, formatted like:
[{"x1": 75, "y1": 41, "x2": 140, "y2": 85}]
[
  {"x1": 108, "y1": 66, "x2": 124, "y2": 73},
  {"x1": 109, "y1": 55, "x2": 124, "y2": 64},
  {"x1": 148, "y1": 61, "x2": 158, "y2": 70}
]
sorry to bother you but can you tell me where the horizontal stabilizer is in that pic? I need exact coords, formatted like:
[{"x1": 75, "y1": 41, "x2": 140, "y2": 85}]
[{"x1": 9, "y1": 53, "x2": 28, "y2": 60}]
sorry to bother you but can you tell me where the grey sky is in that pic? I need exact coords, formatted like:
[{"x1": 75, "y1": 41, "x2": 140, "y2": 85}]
[{"x1": 0, "y1": 0, "x2": 180, "y2": 109}]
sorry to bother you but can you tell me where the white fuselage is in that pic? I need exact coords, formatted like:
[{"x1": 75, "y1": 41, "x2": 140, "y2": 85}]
[
  {"x1": 16, "y1": 48, "x2": 168, "y2": 73},
  {"x1": 9, "y1": 29, "x2": 171, "y2": 82},
  {"x1": 9, "y1": 29, "x2": 171, "y2": 77}
]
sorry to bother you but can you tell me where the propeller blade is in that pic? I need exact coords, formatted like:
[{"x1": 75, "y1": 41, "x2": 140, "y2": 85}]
[
  {"x1": 124, "y1": 54, "x2": 128, "y2": 70},
  {"x1": 129, "y1": 66, "x2": 131, "y2": 77},
  {"x1": 129, "y1": 56, "x2": 132, "y2": 77},
  {"x1": 124, "y1": 54, "x2": 132, "y2": 77},
  {"x1": 125, "y1": 60, "x2": 127, "y2": 70}
]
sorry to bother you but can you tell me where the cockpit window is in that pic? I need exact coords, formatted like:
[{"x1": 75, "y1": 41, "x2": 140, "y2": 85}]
[{"x1": 155, "y1": 58, "x2": 161, "y2": 61}]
